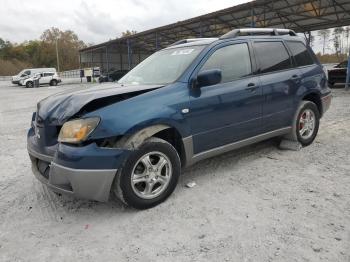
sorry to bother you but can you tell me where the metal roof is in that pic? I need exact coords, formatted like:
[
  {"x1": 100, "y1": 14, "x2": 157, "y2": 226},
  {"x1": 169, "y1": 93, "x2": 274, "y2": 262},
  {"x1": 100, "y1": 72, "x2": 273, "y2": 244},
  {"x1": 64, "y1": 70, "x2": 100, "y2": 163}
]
[{"x1": 80, "y1": 0, "x2": 350, "y2": 53}]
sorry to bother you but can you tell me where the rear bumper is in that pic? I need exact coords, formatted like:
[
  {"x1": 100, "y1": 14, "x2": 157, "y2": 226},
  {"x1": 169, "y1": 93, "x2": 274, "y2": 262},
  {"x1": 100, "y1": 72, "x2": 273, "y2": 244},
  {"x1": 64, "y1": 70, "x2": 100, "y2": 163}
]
[{"x1": 27, "y1": 127, "x2": 130, "y2": 202}]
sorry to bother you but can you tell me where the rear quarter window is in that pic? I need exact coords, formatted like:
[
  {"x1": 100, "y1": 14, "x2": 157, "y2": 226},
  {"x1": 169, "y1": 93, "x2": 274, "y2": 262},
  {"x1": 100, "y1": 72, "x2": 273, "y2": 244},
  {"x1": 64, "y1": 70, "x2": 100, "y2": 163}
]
[
  {"x1": 286, "y1": 41, "x2": 315, "y2": 67},
  {"x1": 253, "y1": 41, "x2": 292, "y2": 74}
]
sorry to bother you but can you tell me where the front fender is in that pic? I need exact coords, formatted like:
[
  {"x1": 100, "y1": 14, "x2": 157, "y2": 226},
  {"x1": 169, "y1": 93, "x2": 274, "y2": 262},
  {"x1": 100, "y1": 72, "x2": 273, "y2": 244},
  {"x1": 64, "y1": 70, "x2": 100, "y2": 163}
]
[{"x1": 86, "y1": 83, "x2": 191, "y2": 141}]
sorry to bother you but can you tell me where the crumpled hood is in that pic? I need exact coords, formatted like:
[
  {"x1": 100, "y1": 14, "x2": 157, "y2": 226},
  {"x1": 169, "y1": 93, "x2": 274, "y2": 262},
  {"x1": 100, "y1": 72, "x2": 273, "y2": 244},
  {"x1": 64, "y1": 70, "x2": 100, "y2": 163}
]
[{"x1": 37, "y1": 83, "x2": 162, "y2": 125}]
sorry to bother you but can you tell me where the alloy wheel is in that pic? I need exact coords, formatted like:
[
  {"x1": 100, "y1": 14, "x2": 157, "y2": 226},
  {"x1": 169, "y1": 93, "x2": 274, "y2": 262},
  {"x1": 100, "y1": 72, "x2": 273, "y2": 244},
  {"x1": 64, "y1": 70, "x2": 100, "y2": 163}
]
[
  {"x1": 131, "y1": 151, "x2": 172, "y2": 200},
  {"x1": 298, "y1": 109, "x2": 316, "y2": 140}
]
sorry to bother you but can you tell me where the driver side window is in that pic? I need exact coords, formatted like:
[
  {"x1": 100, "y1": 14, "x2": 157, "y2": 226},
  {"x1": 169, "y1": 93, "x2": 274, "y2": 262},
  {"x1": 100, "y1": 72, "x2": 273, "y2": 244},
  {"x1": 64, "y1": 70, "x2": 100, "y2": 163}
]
[
  {"x1": 21, "y1": 70, "x2": 31, "y2": 77},
  {"x1": 200, "y1": 43, "x2": 252, "y2": 84}
]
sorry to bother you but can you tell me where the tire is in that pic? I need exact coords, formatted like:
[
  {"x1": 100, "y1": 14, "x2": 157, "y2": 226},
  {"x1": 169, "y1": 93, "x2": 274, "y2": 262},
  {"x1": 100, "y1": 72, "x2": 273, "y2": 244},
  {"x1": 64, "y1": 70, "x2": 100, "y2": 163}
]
[
  {"x1": 285, "y1": 101, "x2": 320, "y2": 147},
  {"x1": 26, "y1": 81, "x2": 33, "y2": 88},
  {"x1": 50, "y1": 80, "x2": 58, "y2": 86},
  {"x1": 113, "y1": 137, "x2": 181, "y2": 209}
]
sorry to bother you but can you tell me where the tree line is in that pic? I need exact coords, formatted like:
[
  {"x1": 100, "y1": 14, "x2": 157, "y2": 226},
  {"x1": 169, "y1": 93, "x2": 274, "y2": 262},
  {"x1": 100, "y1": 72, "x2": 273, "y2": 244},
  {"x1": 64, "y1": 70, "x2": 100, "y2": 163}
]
[
  {"x1": 0, "y1": 27, "x2": 86, "y2": 75},
  {"x1": 317, "y1": 26, "x2": 350, "y2": 56}
]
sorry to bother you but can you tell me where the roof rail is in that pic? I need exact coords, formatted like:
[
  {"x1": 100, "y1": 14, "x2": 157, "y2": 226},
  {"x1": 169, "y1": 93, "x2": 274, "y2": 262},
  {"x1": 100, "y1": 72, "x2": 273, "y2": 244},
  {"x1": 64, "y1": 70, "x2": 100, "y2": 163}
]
[
  {"x1": 169, "y1": 38, "x2": 217, "y2": 47},
  {"x1": 220, "y1": 28, "x2": 297, "y2": 39}
]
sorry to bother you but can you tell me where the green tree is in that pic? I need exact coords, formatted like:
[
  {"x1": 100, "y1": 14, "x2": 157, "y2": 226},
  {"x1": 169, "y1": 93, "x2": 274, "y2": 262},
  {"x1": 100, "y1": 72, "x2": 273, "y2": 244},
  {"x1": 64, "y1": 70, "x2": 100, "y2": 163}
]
[
  {"x1": 40, "y1": 27, "x2": 86, "y2": 71},
  {"x1": 318, "y1": 29, "x2": 330, "y2": 55},
  {"x1": 333, "y1": 27, "x2": 344, "y2": 54},
  {"x1": 0, "y1": 28, "x2": 87, "y2": 75},
  {"x1": 121, "y1": 30, "x2": 137, "y2": 37}
]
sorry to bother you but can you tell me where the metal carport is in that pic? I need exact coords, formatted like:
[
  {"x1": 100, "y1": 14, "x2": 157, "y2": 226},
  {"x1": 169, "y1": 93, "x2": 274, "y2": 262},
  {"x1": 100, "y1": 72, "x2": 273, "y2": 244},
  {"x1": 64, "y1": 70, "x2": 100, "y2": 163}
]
[{"x1": 79, "y1": 0, "x2": 350, "y2": 73}]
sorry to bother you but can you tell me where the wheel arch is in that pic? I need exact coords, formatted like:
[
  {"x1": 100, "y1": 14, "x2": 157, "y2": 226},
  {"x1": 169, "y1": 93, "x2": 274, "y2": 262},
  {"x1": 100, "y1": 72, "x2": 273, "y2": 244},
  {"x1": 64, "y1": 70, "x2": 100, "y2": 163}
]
[
  {"x1": 301, "y1": 91, "x2": 323, "y2": 117},
  {"x1": 115, "y1": 124, "x2": 187, "y2": 167}
]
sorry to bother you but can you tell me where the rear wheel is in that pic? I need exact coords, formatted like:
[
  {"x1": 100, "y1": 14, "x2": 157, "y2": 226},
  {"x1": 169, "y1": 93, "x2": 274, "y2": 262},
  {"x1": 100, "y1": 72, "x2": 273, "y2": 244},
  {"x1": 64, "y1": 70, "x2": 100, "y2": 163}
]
[
  {"x1": 50, "y1": 80, "x2": 58, "y2": 86},
  {"x1": 113, "y1": 137, "x2": 181, "y2": 209},
  {"x1": 285, "y1": 101, "x2": 320, "y2": 146},
  {"x1": 26, "y1": 81, "x2": 33, "y2": 88}
]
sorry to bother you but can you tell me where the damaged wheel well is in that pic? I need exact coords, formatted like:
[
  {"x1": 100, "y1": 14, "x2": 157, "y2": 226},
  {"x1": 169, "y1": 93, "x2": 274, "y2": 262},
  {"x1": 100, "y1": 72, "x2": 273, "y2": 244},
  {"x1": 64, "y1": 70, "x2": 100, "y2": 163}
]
[
  {"x1": 104, "y1": 125, "x2": 186, "y2": 167},
  {"x1": 152, "y1": 128, "x2": 186, "y2": 167}
]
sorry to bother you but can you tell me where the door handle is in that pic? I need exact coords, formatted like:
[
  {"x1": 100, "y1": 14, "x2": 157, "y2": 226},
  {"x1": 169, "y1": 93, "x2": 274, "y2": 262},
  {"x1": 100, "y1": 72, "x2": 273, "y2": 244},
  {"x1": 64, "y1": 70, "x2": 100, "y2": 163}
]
[
  {"x1": 291, "y1": 74, "x2": 301, "y2": 80},
  {"x1": 246, "y1": 83, "x2": 258, "y2": 92}
]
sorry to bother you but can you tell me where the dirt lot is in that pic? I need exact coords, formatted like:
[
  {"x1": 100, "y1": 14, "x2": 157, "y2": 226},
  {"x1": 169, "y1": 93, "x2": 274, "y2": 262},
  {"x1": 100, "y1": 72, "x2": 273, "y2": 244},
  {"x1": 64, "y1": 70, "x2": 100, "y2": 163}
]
[{"x1": 0, "y1": 81, "x2": 349, "y2": 262}]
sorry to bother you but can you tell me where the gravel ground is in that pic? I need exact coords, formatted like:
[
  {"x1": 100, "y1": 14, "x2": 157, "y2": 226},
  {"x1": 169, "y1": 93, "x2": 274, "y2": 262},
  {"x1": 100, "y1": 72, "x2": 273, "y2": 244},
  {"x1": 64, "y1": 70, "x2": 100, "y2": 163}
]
[{"x1": 0, "y1": 82, "x2": 349, "y2": 262}]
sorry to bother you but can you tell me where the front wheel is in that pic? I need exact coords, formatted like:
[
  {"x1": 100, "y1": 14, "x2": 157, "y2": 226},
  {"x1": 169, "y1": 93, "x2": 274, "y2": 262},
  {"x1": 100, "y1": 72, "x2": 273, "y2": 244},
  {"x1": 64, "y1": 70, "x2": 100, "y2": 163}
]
[
  {"x1": 113, "y1": 137, "x2": 181, "y2": 209},
  {"x1": 25, "y1": 81, "x2": 33, "y2": 88},
  {"x1": 285, "y1": 101, "x2": 320, "y2": 146}
]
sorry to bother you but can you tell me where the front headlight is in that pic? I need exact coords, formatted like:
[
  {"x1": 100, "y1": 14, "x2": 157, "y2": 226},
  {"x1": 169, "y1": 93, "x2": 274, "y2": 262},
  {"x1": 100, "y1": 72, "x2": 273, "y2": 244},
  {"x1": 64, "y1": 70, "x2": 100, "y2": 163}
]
[{"x1": 58, "y1": 117, "x2": 100, "y2": 144}]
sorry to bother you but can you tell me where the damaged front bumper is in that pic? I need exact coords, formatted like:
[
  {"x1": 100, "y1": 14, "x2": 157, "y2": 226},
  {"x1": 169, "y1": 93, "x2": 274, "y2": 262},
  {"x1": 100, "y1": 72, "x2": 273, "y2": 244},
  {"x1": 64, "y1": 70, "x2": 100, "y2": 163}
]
[{"x1": 27, "y1": 127, "x2": 130, "y2": 202}]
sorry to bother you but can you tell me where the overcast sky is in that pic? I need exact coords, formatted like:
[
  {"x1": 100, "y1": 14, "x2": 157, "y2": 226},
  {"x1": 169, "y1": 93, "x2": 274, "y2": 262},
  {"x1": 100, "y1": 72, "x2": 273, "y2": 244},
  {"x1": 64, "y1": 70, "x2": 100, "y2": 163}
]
[
  {"x1": 0, "y1": 0, "x2": 340, "y2": 54},
  {"x1": 1, "y1": 0, "x2": 250, "y2": 44}
]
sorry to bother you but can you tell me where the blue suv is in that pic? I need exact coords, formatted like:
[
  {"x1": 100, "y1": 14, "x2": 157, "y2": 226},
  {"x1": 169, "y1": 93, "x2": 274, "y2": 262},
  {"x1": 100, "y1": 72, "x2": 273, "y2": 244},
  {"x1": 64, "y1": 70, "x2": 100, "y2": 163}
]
[{"x1": 27, "y1": 28, "x2": 332, "y2": 209}]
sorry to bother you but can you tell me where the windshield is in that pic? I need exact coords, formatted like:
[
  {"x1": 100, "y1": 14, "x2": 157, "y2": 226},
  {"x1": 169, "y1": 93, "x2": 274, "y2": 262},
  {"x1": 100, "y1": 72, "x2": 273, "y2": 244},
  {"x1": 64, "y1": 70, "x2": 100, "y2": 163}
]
[{"x1": 119, "y1": 45, "x2": 205, "y2": 85}]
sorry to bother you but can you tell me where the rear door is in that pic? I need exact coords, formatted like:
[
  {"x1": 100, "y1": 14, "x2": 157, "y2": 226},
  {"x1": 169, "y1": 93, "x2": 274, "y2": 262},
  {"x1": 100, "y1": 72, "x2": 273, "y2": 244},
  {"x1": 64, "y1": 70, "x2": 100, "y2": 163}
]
[
  {"x1": 188, "y1": 41, "x2": 263, "y2": 154},
  {"x1": 285, "y1": 40, "x2": 326, "y2": 98},
  {"x1": 253, "y1": 40, "x2": 301, "y2": 132},
  {"x1": 41, "y1": 73, "x2": 53, "y2": 84}
]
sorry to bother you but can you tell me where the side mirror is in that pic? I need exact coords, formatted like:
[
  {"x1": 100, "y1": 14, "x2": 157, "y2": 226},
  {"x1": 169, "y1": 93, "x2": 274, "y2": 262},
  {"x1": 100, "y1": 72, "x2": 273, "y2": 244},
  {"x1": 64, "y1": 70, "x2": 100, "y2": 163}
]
[{"x1": 195, "y1": 69, "x2": 222, "y2": 88}]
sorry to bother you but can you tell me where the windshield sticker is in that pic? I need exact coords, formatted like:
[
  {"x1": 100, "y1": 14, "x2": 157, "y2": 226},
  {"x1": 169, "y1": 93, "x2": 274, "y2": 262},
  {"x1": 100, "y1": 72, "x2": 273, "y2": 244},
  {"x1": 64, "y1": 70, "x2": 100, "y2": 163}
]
[{"x1": 171, "y1": 49, "x2": 194, "y2": 56}]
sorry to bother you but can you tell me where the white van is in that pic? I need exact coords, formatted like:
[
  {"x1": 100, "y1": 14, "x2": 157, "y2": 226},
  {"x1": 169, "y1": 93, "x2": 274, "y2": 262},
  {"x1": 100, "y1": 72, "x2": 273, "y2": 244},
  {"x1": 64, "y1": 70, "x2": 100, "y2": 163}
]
[
  {"x1": 20, "y1": 72, "x2": 61, "y2": 88},
  {"x1": 12, "y1": 68, "x2": 56, "y2": 85}
]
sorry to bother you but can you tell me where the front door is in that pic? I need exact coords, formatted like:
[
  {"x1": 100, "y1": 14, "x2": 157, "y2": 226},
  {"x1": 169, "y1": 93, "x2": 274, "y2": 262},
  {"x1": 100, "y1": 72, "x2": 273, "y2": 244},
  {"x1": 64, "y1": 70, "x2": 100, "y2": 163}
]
[{"x1": 188, "y1": 42, "x2": 263, "y2": 154}]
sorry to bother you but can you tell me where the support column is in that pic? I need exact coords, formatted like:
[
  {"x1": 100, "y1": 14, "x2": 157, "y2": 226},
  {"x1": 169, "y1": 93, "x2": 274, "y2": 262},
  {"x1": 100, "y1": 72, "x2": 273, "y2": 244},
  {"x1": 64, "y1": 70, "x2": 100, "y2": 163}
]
[
  {"x1": 105, "y1": 46, "x2": 110, "y2": 79},
  {"x1": 155, "y1": 32, "x2": 159, "y2": 50},
  {"x1": 79, "y1": 52, "x2": 82, "y2": 83},
  {"x1": 251, "y1": 8, "x2": 255, "y2": 28},
  {"x1": 346, "y1": 52, "x2": 350, "y2": 90},
  {"x1": 79, "y1": 52, "x2": 82, "y2": 69},
  {"x1": 127, "y1": 39, "x2": 132, "y2": 70},
  {"x1": 120, "y1": 46, "x2": 123, "y2": 71}
]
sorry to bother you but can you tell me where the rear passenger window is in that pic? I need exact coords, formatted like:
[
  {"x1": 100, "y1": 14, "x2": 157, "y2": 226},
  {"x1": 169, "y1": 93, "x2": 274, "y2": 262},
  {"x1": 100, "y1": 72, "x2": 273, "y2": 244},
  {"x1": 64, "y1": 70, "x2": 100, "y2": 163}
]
[
  {"x1": 200, "y1": 43, "x2": 252, "y2": 83},
  {"x1": 286, "y1": 41, "x2": 314, "y2": 67},
  {"x1": 254, "y1": 42, "x2": 291, "y2": 74}
]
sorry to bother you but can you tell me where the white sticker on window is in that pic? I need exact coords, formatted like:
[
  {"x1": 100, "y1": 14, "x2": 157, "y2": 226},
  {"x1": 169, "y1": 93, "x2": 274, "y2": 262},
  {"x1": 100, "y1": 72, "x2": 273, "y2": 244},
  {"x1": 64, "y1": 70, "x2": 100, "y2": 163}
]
[{"x1": 171, "y1": 49, "x2": 194, "y2": 56}]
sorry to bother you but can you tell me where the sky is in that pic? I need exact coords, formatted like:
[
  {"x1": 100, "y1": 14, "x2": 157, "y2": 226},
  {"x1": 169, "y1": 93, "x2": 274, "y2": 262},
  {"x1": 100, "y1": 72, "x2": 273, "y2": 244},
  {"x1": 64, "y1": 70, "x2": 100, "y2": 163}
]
[
  {"x1": 0, "y1": 0, "x2": 343, "y2": 54},
  {"x1": 0, "y1": 0, "x2": 250, "y2": 44}
]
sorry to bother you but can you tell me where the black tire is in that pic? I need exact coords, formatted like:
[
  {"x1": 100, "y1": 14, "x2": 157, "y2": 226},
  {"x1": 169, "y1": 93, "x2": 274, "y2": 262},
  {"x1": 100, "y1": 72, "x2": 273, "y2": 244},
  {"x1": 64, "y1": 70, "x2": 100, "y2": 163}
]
[
  {"x1": 50, "y1": 80, "x2": 58, "y2": 86},
  {"x1": 285, "y1": 101, "x2": 320, "y2": 147},
  {"x1": 26, "y1": 81, "x2": 33, "y2": 88},
  {"x1": 113, "y1": 137, "x2": 181, "y2": 209}
]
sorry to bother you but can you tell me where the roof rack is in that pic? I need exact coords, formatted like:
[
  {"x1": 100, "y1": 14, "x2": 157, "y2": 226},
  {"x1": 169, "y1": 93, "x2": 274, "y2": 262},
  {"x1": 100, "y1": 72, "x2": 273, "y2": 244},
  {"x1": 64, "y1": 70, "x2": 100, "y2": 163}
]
[
  {"x1": 220, "y1": 28, "x2": 297, "y2": 39},
  {"x1": 169, "y1": 38, "x2": 217, "y2": 47}
]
